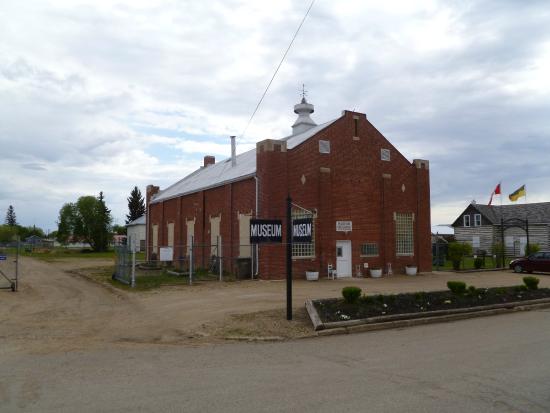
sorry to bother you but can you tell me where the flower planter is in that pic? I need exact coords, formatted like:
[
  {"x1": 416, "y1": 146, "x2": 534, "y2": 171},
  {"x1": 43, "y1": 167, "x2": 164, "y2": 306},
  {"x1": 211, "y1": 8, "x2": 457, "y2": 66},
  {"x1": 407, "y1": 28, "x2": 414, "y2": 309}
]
[
  {"x1": 405, "y1": 266, "x2": 418, "y2": 276},
  {"x1": 306, "y1": 271, "x2": 319, "y2": 281},
  {"x1": 370, "y1": 268, "x2": 382, "y2": 278}
]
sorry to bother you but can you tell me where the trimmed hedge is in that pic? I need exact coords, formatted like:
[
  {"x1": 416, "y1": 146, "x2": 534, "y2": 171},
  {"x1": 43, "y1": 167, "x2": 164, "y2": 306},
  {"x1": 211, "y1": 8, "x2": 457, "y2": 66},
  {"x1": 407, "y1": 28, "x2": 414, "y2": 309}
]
[
  {"x1": 523, "y1": 276, "x2": 540, "y2": 290},
  {"x1": 447, "y1": 281, "x2": 467, "y2": 295},
  {"x1": 342, "y1": 286, "x2": 362, "y2": 304}
]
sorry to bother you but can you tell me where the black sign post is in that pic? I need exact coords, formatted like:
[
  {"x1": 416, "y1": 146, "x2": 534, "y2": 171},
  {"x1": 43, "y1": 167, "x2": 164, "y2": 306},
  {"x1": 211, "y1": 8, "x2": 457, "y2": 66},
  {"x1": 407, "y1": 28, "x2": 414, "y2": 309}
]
[{"x1": 286, "y1": 196, "x2": 293, "y2": 321}]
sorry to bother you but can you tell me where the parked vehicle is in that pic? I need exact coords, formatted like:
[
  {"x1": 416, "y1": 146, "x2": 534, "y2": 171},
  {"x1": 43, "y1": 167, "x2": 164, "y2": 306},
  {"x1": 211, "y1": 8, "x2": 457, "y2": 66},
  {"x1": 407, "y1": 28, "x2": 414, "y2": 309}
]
[{"x1": 510, "y1": 251, "x2": 550, "y2": 273}]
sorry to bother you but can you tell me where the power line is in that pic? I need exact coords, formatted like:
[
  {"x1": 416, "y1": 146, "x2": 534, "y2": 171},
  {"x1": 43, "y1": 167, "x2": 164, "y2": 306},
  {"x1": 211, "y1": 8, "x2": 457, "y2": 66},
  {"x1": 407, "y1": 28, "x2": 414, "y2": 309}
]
[{"x1": 239, "y1": 0, "x2": 316, "y2": 140}]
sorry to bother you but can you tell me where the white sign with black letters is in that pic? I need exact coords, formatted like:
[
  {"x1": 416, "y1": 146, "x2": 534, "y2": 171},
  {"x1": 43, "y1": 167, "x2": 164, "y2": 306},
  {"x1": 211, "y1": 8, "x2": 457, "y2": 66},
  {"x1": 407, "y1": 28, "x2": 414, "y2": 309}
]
[{"x1": 336, "y1": 221, "x2": 352, "y2": 232}]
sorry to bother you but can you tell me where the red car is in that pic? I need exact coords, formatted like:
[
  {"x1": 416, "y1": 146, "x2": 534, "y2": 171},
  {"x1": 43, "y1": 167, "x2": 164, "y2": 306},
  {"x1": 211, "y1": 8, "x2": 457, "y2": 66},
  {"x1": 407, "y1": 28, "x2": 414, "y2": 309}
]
[{"x1": 510, "y1": 251, "x2": 550, "y2": 273}]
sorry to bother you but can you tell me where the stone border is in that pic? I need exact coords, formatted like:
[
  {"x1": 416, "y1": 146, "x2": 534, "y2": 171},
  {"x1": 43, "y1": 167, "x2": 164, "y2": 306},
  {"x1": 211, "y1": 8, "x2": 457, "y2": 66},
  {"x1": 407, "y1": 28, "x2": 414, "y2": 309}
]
[{"x1": 305, "y1": 297, "x2": 550, "y2": 334}]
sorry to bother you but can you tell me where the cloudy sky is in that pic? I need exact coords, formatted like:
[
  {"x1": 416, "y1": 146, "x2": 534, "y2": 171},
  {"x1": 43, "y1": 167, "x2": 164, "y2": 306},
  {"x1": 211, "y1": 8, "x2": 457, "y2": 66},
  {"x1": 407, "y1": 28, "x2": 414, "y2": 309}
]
[{"x1": 1, "y1": 0, "x2": 550, "y2": 233}]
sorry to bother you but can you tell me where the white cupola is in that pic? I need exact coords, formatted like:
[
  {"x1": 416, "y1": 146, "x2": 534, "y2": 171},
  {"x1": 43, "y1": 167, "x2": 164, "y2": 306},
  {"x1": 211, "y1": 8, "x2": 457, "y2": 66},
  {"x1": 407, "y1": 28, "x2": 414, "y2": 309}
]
[{"x1": 291, "y1": 94, "x2": 317, "y2": 135}]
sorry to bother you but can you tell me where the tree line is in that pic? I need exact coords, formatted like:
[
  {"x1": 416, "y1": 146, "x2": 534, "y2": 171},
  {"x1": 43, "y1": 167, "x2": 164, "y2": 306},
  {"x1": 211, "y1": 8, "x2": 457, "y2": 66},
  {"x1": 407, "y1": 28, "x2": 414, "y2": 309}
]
[{"x1": 1, "y1": 186, "x2": 146, "y2": 251}]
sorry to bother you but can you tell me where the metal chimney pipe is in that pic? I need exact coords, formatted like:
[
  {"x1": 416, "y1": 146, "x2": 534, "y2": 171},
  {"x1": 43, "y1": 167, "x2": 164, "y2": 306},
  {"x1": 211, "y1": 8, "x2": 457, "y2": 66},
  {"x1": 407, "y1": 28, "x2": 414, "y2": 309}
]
[{"x1": 230, "y1": 135, "x2": 236, "y2": 167}]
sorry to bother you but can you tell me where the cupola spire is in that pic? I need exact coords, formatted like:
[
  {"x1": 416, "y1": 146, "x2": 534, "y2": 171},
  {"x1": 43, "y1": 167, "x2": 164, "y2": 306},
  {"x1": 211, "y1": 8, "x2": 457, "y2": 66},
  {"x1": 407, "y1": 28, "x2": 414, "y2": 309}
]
[{"x1": 291, "y1": 84, "x2": 316, "y2": 135}]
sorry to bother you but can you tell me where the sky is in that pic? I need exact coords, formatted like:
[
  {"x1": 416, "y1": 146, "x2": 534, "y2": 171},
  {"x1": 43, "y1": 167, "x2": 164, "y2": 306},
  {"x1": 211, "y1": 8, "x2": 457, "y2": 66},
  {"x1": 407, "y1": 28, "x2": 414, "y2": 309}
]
[{"x1": 1, "y1": 0, "x2": 550, "y2": 234}]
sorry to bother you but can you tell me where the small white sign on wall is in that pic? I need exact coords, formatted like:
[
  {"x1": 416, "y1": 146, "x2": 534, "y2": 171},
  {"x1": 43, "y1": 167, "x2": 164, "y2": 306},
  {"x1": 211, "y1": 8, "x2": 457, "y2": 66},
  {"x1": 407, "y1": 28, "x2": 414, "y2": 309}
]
[
  {"x1": 159, "y1": 247, "x2": 173, "y2": 261},
  {"x1": 505, "y1": 236, "x2": 514, "y2": 247},
  {"x1": 472, "y1": 236, "x2": 480, "y2": 248},
  {"x1": 336, "y1": 221, "x2": 352, "y2": 232}
]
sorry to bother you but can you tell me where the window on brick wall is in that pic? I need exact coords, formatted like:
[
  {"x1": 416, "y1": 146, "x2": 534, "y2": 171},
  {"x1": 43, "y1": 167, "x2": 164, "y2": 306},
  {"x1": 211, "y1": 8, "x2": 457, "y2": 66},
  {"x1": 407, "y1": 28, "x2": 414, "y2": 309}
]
[
  {"x1": 395, "y1": 212, "x2": 414, "y2": 256},
  {"x1": 292, "y1": 208, "x2": 315, "y2": 258},
  {"x1": 361, "y1": 243, "x2": 379, "y2": 257}
]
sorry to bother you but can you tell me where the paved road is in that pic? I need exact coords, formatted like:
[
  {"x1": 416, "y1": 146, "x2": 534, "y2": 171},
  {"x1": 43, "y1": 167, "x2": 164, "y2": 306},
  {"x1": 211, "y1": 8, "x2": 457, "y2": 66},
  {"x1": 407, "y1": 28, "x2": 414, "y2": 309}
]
[{"x1": 3, "y1": 309, "x2": 550, "y2": 412}]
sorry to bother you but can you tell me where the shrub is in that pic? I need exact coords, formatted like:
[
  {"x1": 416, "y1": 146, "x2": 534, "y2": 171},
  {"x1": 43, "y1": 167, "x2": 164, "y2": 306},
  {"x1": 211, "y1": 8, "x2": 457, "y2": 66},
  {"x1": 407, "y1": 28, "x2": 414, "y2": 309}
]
[
  {"x1": 447, "y1": 242, "x2": 473, "y2": 270},
  {"x1": 514, "y1": 285, "x2": 528, "y2": 292},
  {"x1": 491, "y1": 242, "x2": 505, "y2": 266},
  {"x1": 525, "y1": 243, "x2": 540, "y2": 256},
  {"x1": 360, "y1": 295, "x2": 374, "y2": 304},
  {"x1": 474, "y1": 258, "x2": 483, "y2": 269},
  {"x1": 468, "y1": 285, "x2": 477, "y2": 294},
  {"x1": 523, "y1": 276, "x2": 540, "y2": 290},
  {"x1": 495, "y1": 287, "x2": 507, "y2": 295},
  {"x1": 447, "y1": 281, "x2": 467, "y2": 294},
  {"x1": 342, "y1": 286, "x2": 362, "y2": 303}
]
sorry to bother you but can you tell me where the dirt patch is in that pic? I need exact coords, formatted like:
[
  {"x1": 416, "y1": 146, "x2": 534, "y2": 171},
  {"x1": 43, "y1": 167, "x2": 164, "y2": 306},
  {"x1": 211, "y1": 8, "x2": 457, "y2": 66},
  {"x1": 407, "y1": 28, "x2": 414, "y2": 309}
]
[
  {"x1": 209, "y1": 308, "x2": 314, "y2": 340},
  {"x1": 4, "y1": 257, "x2": 550, "y2": 355}
]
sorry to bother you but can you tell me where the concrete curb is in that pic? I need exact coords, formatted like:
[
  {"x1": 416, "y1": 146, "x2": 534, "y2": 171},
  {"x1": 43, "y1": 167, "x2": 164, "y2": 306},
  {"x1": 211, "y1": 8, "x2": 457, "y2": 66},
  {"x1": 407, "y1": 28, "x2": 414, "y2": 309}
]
[
  {"x1": 306, "y1": 298, "x2": 550, "y2": 336},
  {"x1": 224, "y1": 336, "x2": 286, "y2": 342}
]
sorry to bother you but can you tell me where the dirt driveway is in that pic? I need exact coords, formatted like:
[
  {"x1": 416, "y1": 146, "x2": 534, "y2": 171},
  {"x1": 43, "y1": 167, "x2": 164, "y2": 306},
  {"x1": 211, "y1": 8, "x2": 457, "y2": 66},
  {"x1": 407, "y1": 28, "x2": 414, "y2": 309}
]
[{"x1": 2, "y1": 257, "x2": 548, "y2": 355}]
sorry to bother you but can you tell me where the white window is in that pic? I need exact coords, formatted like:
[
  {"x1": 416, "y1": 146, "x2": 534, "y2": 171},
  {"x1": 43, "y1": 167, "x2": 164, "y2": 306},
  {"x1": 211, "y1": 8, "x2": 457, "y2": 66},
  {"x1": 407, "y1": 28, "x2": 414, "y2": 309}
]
[
  {"x1": 167, "y1": 222, "x2": 174, "y2": 247},
  {"x1": 152, "y1": 224, "x2": 158, "y2": 255},
  {"x1": 186, "y1": 218, "x2": 195, "y2": 255},
  {"x1": 319, "y1": 140, "x2": 330, "y2": 154},
  {"x1": 381, "y1": 148, "x2": 391, "y2": 161},
  {"x1": 361, "y1": 243, "x2": 378, "y2": 257},
  {"x1": 463, "y1": 215, "x2": 471, "y2": 227},
  {"x1": 292, "y1": 208, "x2": 315, "y2": 258},
  {"x1": 238, "y1": 213, "x2": 252, "y2": 258},
  {"x1": 395, "y1": 212, "x2": 414, "y2": 256},
  {"x1": 474, "y1": 214, "x2": 481, "y2": 227},
  {"x1": 210, "y1": 215, "x2": 221, "y2": 256}
]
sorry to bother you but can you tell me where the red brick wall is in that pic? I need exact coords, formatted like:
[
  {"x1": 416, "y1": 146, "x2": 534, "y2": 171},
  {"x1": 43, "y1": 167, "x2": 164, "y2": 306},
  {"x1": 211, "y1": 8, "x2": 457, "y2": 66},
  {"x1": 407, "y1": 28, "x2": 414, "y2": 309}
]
[
  {"x1": 147, "y1": 178, "x2": 256, "y2": 273},
  {"x1": 146, "y1": 109, "x2": 431, "y2": 279},
  {"x1": 256, "y1": 111, "x2": 431, "y2": 278}
]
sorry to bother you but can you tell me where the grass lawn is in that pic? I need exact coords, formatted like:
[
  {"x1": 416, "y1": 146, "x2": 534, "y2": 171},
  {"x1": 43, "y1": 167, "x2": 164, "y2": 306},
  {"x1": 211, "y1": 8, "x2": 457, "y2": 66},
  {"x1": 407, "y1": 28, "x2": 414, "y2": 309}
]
[
  {"x1": 88, "y1": 266, "x2": 231, "y2": 291},
  {"x1": 21, "y1": 247, "x2": 116, "y2": 261},
  {"x1": 433, "y1": 256, "x2": 503, "y2": 271}
]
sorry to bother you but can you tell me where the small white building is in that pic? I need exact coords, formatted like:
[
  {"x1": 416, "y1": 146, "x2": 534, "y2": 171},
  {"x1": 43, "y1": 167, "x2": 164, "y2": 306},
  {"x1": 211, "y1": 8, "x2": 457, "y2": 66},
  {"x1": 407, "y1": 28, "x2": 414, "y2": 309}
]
[{"x1": 126, "y1": 215, "x2": 146, "y2": 252}]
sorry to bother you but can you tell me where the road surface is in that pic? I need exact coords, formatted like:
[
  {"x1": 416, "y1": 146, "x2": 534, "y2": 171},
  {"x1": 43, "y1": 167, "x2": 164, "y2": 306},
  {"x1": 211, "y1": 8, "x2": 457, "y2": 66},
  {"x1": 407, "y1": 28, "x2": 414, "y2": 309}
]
[{"x1": 2, "y1": 309, "x2": 550, "y2": 412}]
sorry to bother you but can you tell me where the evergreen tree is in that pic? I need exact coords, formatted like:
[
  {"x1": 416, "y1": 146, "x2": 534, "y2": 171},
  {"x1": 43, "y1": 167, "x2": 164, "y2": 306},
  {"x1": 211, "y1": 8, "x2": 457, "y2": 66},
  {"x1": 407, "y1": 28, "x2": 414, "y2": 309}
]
[
  {"x1": 5, "y1": 205, "x2": 17, "y2": 226},
  {"x1": 126, "y1": 186, "x2": 145, "y2": 224}
]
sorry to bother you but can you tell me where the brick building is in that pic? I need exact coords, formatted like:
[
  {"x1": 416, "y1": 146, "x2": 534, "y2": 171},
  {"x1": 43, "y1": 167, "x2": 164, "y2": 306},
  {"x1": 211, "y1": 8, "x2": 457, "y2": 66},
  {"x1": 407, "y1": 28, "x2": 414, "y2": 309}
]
[{"x1": 146, "y1": 97, "x2": 431, "y2": 279}]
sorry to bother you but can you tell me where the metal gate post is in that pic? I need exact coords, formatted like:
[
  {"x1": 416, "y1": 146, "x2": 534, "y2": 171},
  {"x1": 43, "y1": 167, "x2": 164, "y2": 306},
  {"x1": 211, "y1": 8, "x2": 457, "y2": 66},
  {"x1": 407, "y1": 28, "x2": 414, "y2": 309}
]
[
  {"x1": 14, "y1": 237, "x2": 20, "y2": 292},
  {"x1": 131, "y1": 248, "x2": 136, "y2": 288},
  {"x1": 189, "y1": 235, "x2": 194, "y2": 285},
  {"x1": 218, "y1": 235, "x2": 223, "y2": 282}
]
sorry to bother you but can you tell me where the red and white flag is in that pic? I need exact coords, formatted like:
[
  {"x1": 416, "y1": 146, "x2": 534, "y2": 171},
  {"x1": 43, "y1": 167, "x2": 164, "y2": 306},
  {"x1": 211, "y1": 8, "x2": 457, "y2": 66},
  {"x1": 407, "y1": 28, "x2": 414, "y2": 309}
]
[{"x1": 488, "y1": 183, "x2": 501, "y2": 205}]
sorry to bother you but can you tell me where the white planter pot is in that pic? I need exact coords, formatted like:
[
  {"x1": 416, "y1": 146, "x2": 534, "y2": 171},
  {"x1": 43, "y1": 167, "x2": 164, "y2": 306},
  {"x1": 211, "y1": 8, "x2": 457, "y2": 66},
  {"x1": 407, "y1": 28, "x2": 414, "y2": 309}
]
[
  {"x1": 406, "y1": 266, "x2": 418, "y2": 276},
  {"x1": 305, "y1": 271, "x2": 319, "y2": 281},
  {"x1": 370, "y1": 268, "x2": 382, "y2": 278}
]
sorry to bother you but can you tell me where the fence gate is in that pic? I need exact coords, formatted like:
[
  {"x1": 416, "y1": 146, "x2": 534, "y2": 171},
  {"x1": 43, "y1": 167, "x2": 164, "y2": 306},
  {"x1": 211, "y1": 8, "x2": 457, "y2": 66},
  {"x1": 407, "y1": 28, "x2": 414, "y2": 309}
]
[
  {"x1": 0, "y1": 241, "x2": 19, "y2": 292},
  {"x1": 113, "y1": 245, "x2": 135, "y2": 286}
]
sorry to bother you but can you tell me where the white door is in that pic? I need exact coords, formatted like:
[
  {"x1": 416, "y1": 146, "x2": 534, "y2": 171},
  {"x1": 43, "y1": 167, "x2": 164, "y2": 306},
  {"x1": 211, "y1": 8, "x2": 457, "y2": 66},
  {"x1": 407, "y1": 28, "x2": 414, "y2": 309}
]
[{"x1": 336, "y1": 240, "x2": 352, "y2": 278}]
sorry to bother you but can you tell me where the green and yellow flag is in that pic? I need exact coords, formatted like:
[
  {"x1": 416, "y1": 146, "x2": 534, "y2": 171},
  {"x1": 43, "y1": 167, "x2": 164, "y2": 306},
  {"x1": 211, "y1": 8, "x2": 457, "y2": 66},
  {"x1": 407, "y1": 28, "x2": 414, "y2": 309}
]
[{"x1": 508, "y1": 185, "x2": 526, "y2": 202}]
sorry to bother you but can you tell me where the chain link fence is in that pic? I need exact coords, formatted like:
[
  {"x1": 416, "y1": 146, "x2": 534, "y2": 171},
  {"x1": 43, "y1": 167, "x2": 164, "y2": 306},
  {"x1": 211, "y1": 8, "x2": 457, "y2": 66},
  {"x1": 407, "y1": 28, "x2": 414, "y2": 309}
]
[
  {"x1": 114, "y1": 237, "x2": 258, "y2": 287},
  {"x1": 0, "y1": 240, "x2": 20, "y2": 292}
]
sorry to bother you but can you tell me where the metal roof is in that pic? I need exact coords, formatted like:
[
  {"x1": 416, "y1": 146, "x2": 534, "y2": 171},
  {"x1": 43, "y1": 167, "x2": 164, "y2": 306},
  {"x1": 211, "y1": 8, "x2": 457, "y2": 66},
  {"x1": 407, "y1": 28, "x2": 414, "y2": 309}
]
[
  {"x1": 150, "y1": 117, "x2": 339, "y2": 204},
  {"x1": 126, "y1": 215, "x2": 146, "y2": 226}
]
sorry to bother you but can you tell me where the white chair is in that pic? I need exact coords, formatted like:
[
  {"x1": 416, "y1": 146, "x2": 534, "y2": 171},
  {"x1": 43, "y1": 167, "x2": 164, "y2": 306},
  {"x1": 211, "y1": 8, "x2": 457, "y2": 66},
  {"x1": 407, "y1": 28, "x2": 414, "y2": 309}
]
[{"x1": 327, "y1": 264, "x2": 336, "y2": 280}]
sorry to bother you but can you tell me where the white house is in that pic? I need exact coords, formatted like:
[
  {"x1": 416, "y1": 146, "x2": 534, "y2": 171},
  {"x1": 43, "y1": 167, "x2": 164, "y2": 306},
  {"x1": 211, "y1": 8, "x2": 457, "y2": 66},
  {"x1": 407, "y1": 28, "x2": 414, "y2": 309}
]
[{"x1": 126, "y1": 215, "x2": 146, "y2": 252}]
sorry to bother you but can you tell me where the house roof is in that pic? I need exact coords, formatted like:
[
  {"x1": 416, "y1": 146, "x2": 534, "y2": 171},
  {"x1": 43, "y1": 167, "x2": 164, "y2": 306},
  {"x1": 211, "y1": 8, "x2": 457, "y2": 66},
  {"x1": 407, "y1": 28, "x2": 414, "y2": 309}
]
[
  {"x1": 126, "y1": 215, "x2": 146, "y2": 226},
  {"x1": 150, "y1": 118, "x2": 339, "y2": 204},
  {"x1": 452, "y1": 202, "x2": 550, "y2": 226}
]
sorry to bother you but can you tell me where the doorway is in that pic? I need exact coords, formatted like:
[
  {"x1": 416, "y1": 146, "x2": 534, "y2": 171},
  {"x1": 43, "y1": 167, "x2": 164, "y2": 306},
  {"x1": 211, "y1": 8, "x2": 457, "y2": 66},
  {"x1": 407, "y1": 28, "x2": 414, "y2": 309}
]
[{"x1": 336, "y1": 240, "x2": 352, "y2": 278}]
